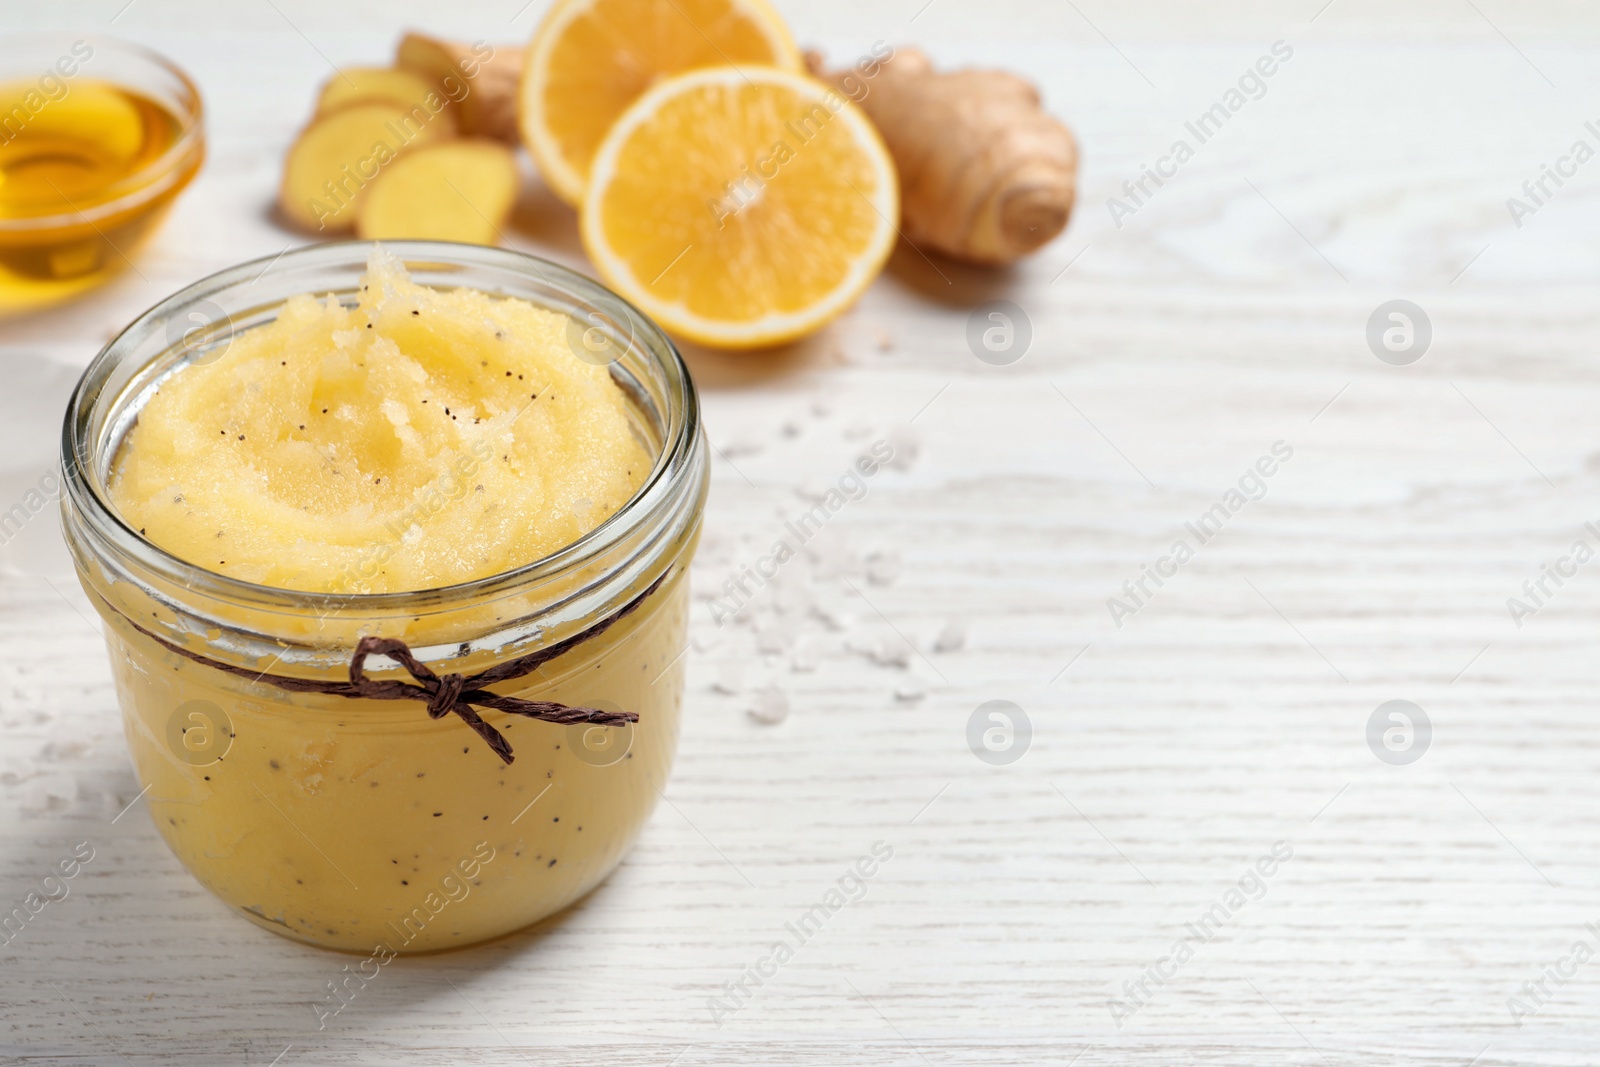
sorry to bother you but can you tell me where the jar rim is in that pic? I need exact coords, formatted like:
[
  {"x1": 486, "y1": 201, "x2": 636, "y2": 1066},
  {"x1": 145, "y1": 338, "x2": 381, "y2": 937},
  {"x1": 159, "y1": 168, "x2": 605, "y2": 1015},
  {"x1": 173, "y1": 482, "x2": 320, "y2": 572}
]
[
  {"x1": 0, "y1": 32, "x2": 206, "y2": 234},
  {"x1": 61, "y1": 240, "x2": 703, "y2": 618}
]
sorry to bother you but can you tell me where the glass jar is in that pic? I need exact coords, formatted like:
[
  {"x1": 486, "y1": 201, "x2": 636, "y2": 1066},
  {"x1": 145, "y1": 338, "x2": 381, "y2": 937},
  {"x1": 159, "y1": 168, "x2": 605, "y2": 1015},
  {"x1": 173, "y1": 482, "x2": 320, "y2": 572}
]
[
  {"x1": 60, "y1": 241, "x2": 707, "y2": 953},
  {"x1": 0, "y1": 33, "x2": 205, "y2": 315}
]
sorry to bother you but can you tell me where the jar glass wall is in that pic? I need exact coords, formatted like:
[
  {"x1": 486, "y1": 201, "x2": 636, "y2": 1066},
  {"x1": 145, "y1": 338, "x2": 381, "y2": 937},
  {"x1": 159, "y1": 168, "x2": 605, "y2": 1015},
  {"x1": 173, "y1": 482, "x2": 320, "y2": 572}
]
[{"x1": 60, "y1": 242, "x2": 707, "y2": 953}]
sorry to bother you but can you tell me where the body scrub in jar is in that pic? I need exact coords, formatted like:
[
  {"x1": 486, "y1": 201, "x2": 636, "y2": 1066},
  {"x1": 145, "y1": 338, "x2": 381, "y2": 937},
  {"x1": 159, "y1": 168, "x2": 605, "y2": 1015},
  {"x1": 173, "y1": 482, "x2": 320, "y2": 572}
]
[{"x1": 62, "y1": 242, "x2": 707, "y2": 953}]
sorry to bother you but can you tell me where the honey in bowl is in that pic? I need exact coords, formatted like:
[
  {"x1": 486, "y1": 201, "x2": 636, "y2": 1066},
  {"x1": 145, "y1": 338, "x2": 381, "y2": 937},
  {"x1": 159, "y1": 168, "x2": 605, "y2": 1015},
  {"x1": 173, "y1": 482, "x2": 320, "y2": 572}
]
[{"x1": 0, "y1": 36, "x2": 203, "y2": 314}]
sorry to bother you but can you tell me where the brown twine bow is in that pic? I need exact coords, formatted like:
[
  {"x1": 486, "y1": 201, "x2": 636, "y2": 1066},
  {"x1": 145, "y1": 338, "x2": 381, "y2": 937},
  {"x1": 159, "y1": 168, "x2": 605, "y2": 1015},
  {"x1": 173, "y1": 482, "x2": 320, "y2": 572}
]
[{"x1": 112, "y1": 570, "x2": 668, "y2": 765}]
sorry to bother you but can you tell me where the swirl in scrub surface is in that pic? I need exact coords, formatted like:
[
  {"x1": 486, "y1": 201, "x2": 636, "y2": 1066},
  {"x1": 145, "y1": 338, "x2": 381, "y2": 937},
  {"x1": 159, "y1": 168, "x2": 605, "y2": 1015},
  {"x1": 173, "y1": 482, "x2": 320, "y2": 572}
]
[{"x1": 97, "y1": 250, "x2": 690, "y2": 953}]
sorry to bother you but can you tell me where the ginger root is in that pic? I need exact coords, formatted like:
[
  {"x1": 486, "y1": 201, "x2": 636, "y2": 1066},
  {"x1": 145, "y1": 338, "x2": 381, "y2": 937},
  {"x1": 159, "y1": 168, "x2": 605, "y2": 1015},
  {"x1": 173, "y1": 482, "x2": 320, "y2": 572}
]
[
  {"x1": 807, "y1": 48, "x2": 1077, "y2": 266},
  {"x1": 315, "y1": 66, "x2": 441, "y2": 116},
  {"x1": 279, "y1": 102, "x2": 452, "y2": 232},
  {"x1": 396, "y1": 33, "x2": 522, "y2": 144},
  {"x1": 356, "y1": 140, "x2": 519, "y2": 243},
  {"x1": 279, "y1": 35, "x2": 524, "y2": 242}
]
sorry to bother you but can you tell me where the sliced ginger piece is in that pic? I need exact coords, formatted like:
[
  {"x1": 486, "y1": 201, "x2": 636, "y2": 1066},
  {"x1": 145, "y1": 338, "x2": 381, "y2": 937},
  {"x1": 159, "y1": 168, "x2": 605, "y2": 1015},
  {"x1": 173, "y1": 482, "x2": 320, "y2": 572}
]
[
  {"x1": 315, "y1": 66, "x2": 447, "y2": 118},
  {"x1": 356, "y1": 140, "x2": 519, "y2": 244},
  {"x1": 278, "y1": 101, "x2": 452, "y2": 233}
]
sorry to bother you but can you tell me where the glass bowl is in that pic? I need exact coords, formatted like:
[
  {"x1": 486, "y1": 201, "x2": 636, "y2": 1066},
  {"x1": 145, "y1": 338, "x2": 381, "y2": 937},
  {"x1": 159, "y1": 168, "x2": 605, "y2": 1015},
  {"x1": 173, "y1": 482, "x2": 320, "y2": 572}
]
[{"x1": 0, "y1": 33, "x2": 204, "y2": 315}]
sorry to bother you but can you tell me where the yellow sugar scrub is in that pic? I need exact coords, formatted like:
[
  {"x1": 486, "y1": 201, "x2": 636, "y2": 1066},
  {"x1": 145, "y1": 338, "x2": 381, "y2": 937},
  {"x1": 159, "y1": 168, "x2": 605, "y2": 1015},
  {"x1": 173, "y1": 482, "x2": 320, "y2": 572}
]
[
  {"x1": 113, "y1": 248, "x2": 648, "y2": 593},
  {"x1": 62, "y1": 242, "x2": 708, "y2": 952}
]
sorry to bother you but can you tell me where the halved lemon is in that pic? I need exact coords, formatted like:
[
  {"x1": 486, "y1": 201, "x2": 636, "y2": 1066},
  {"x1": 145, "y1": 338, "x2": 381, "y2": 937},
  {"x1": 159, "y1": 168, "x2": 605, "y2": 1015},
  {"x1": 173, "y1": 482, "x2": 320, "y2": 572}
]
[
  {"x1": 580, "y1": 66, "x2": 899, "y2": 350},
  {"x1": 520, "y1": 0, "x2": 801, "y2": 205}
]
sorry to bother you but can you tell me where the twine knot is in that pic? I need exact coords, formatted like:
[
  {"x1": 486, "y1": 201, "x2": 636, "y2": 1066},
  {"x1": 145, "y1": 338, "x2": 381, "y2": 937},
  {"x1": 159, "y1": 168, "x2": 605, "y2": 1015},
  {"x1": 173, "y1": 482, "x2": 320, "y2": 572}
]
[{"x1": 428, "y1": 673, "x2": 467, "y2": 720}]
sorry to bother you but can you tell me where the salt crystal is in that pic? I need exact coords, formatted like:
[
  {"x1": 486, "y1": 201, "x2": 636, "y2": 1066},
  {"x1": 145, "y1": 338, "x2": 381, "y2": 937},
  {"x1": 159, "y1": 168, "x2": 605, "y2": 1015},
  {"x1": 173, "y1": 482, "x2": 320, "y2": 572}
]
[
  {"x1": 711, "y1": 659, "x2": 744, "y2": 694},
  {"x1": 747, "y1": 686, "x2": 789, "y2": 725},
  {"x1": 720, "y1": 436, "x2": 762, "y2": 459},
  {"x1": 0, "y1": 755, "x2": 36, "y2": 786},
  {"x1": 756, "y1": 626, "x2": 791, "y2": 655},
  {"x1": 874, "y1": 640, "x2": 912, "y2": 669},
  {"x1": 849, "y1": 637, "x2": 910, "y2": 669},
  {"x1": 22, "y1": 773, "x2": 76, "y2": 813},
  {"x1": 933, "y1": 619, "x2": 967, "y2": 653},
  {"x1": 865, "y1": 551, "x2": 900, "y2": 586},
  {"x1": 810, "y1": 602, "x2": 854, "y2": 632},
  {"x1": 40, "y1": 737, "x2": 89, "y2": 762},
  {"x1": 885, "y1": 426, "x2": 921, "y2": 471}
]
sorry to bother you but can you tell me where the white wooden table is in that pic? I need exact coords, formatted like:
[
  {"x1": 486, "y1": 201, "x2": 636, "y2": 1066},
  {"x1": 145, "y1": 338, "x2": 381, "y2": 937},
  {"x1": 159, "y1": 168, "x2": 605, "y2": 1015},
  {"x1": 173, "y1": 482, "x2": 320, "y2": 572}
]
[{"x1": 5, "y1": 2, "x2": 1600, "y2": 1063}]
